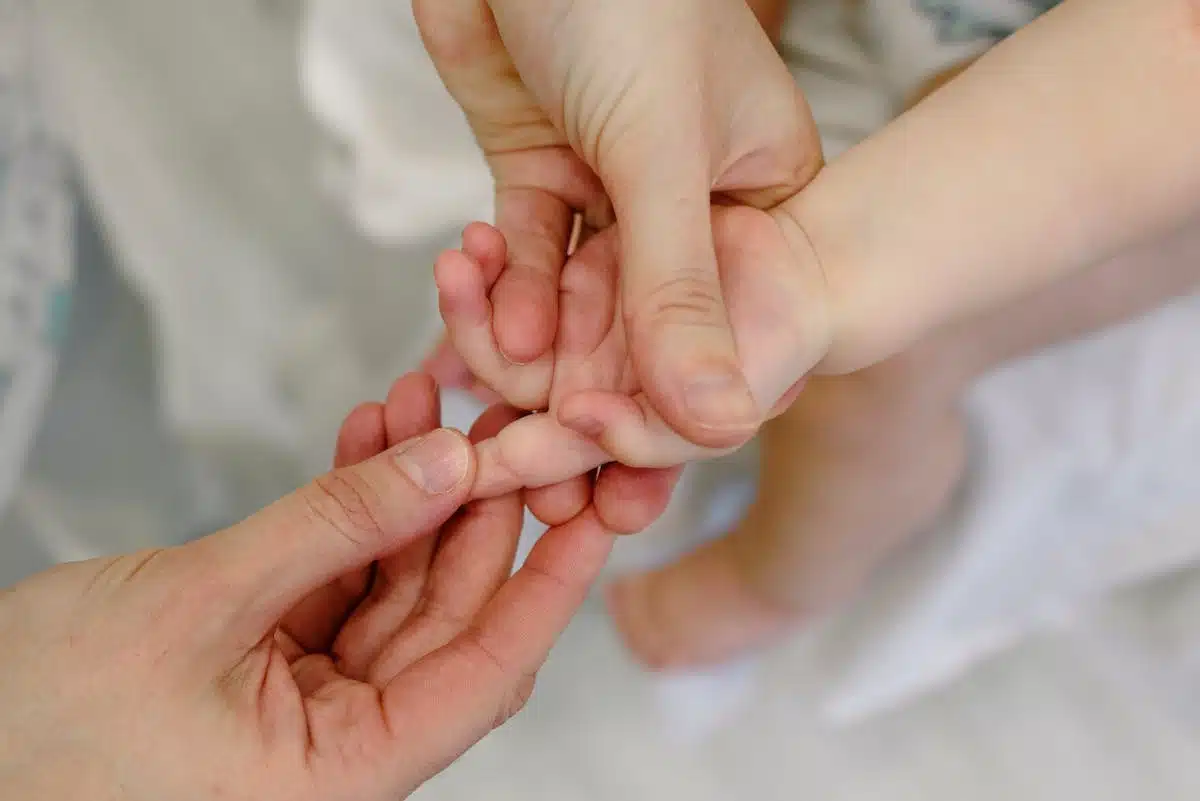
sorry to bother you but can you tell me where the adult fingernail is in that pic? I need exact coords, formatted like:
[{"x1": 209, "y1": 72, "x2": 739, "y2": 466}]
[
  {"x1": 395, "y1": 429, "x2": 469, "y2": 494},
  {"x1": 683, "y1": 368, "x2": 759, "y2": 430}
]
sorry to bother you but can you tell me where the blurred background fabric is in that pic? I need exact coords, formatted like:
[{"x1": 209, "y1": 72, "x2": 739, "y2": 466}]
[
  {"x1": 298, "y1": 0, "x2": 1200, "y2": 726},
  {"x1": 0, "y1": 0, "x2": 73, "y2": 574},
  {"x1": 3, "y1": 0, "x2": 1199, "y2": 796},
  {"x1": 27, "y1": 0, "x2": 447, "y2": 556}
]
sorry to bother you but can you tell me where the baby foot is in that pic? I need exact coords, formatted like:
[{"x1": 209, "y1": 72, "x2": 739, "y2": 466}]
[{"x1": 609, "y1": 362, "x2": 969, "y2": 668}]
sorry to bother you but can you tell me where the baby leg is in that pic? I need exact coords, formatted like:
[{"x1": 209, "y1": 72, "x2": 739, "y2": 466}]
[{"x1": 610, "y1": 218, "x2": 1200, "y2": 668}]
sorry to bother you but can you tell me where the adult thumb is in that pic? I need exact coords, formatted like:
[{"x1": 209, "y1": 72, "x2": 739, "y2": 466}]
[
  {"x1": 191, "y1": 428, "x2": 475, "y2": 651},
  {"x1": 605, "y1": 123, "x2": 761, "y2": 452}
]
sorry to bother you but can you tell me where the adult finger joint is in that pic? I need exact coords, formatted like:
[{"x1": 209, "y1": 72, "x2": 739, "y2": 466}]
[
  {"x1": 303, "y1": 471, "x2": 389, "y2": 551},
  {"x1": 635, "y1": 270, "x2": 726, "y2": 332}
]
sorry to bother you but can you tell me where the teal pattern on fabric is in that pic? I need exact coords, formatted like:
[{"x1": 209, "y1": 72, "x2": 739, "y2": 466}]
[
  {"x1": 914, "y1": 0, "x2": 1062, "y2": 44},
  {"x1": 46, "y1": 286, "x2": 72, "y2": 346},
  {"x1": 0, "y1": 0, "x2": 75, "y2": 514}
]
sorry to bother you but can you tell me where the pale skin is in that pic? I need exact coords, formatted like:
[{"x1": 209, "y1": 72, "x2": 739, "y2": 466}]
[
  {"x1": 0, "y1": 374, "x2": 675, "y2": 798},
  {"x1": 432, "y1": 0, "x2": 1200, "y2": 665}
]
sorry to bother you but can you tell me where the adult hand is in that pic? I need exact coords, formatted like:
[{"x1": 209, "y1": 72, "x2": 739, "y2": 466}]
[
  {"x1": 437, "y1": 207, "x2": 826, "y2": 498},
  {"x1": 414, "y1": 0, "x2": 820, "y2": 449},
  {"x1": 0, "y1": 374, "x2": 615, "y2": 801}
]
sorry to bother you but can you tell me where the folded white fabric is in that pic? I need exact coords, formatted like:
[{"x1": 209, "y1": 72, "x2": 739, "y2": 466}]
[
  {"x1": 40, "y1": 0, "x2": 450, "y2": 527},
  {"x1": 303, "y1": 0, "x2": 494, "y2": 246}
]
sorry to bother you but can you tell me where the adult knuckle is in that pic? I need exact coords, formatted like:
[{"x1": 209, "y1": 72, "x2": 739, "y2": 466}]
[
  {"x1": 635, "y1": 269, "x2": 725, "y2": 330},
  {"x1": 493, "y1": 675, "x2": 537, "y2": 728},
  {"x1": 303, "y1": 470, "x2": 388, "y2": 550},
  {"x1": 416, "y1": 592, "x2": 473, "y2": 631},
  {"x1": 460, "y1": 622, "x2": 512, "y2": 677},
  {"x1": 521, "y1": 560, "x2": 571, "y2": 595}
]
